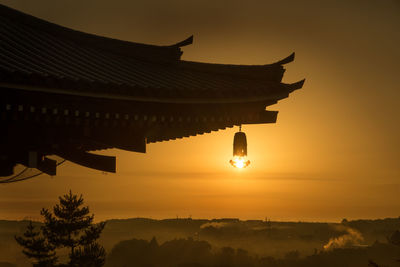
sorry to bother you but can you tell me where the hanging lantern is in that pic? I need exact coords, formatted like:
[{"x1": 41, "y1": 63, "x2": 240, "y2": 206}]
[{"x1": 229, "y1": 127, "x2": 250, "y2": 168}]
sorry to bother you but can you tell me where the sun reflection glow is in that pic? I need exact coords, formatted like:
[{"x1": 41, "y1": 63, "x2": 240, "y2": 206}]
[{"x1": 230, "y1": 156, "x2": 250, "y2": 169}]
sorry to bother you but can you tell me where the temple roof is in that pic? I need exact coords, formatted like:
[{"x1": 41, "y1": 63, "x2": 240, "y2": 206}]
[
  {"x1": 0, "y1": 4, "x2": 304, "y2": 104},
  {"x1": 0, "y1": 4, "x2": 306, "y2": 178}
]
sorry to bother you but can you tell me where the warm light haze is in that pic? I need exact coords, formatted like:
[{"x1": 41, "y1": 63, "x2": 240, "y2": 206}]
[{"x1": 0, "y1": 0, "x2": 399, "y2": 223}]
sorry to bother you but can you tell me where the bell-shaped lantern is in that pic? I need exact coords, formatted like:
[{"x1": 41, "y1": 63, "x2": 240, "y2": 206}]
[{"x1": 229, "y1": 127, "x2": 250, "y2": 168}]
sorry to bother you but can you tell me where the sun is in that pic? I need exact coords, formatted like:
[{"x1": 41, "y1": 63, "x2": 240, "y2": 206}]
[{"x1": 230, "y1": 156, "x2": 250, "y2": 169}]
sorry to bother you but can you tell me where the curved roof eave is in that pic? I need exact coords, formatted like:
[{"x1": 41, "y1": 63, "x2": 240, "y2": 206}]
[
  {"x1": 179, "y1": 52, "x2": 294, "y2": 70},
  {"x1": 176, "y1": 53, "x2": 295, "y2": 82}
]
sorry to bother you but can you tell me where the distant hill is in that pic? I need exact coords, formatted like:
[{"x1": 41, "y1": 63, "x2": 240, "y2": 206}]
[
  {"x1": 100, "y1": 217, "x2": 400, "y2": 254},
  {"x1": 105, "y1": 236, "x2": 400, "y2": 267}
]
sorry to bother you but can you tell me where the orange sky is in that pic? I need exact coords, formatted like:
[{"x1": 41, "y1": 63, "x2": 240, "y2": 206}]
[{"x1": 0, "y1": 0, "x2": 399, "y2": 222}]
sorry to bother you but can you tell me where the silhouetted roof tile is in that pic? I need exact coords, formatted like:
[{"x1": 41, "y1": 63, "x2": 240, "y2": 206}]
[{"x1": 0, "y1": 4, "x2": 304, "y2": 104}]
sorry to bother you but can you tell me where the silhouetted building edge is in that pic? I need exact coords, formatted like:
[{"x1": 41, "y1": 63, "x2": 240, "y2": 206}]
[{"x1": 0, "y1": 4, "x2": 304, "y2": 177}]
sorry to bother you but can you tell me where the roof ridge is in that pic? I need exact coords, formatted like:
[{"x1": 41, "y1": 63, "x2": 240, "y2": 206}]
[{"x1": 0, "y1": 4, "x2": 191, "y2": 62}]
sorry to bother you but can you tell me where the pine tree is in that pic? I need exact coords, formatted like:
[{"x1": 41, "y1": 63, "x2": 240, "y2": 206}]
[
  {"x1": 15, "y1": 221, "x2": 57, "y2": 267},
  {"x1": 40, "y1": 190, "x2": 106, "y2": 266},
  {"x1": 70, "y1": 243, "x2": 106, "y2": 267},
  {"x1": 16, "y1": 191, "x2": 106, "y2": 267}
]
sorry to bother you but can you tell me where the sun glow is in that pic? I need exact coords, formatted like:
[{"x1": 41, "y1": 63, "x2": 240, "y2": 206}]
[{"x1": 230, "y1": 156, "x2": 250, "y2": 169}]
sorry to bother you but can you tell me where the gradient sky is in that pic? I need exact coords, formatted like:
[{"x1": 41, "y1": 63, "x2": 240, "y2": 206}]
[{"x1": 0, "y1": 0, "x2": 399, "y2": 222}]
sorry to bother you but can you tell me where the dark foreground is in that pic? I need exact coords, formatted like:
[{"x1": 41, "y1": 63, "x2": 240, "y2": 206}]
[{"x1": 0, "y1": 217, "x2": 399, "y2": 266}]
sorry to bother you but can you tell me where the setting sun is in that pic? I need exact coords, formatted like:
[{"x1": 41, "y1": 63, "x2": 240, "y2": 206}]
[{"x1": 229, "y1": 156, "x2": 250, "y2": 169}]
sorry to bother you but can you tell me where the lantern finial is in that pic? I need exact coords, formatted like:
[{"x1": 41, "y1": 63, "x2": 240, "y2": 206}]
[{"x1": 229, "y1": 126, "x2": 250, "y2": 168}]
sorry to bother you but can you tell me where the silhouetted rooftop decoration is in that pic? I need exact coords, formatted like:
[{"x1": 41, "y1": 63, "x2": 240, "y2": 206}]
[
  {"x1": 0, "y1": 4, "x2": 304, "y2": 180},
  {"x1": 229, "y1": 127, "x2": 250, "y2": 169}
]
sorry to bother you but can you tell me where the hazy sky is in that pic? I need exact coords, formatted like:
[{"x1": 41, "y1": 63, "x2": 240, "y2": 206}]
[{"x1": 0, "y1": 0, "x2": 399, "y2": 222}]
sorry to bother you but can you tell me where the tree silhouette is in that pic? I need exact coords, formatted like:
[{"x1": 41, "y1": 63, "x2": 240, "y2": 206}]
[
  {"x1": 16, "y1": 191, "x2": 106, "y2": 267},
  {"x1": 70, "y1": 243, "x2": 106, "y2": 267},
  {"x1": 15, "y1": 221, "x2": 57, "y2": 267},
  {"x1": 388, "y1": 230, "x2": 400, "y2": 247},
  {"x1": 388, "y1": 230, "x2": 400, "y2": 263}
]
